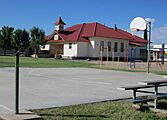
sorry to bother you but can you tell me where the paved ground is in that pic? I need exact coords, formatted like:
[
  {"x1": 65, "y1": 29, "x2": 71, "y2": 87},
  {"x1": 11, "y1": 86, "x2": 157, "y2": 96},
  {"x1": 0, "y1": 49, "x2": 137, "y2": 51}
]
[{"x1": 0, "y1": 68, "x2": 166, "y2": 114}]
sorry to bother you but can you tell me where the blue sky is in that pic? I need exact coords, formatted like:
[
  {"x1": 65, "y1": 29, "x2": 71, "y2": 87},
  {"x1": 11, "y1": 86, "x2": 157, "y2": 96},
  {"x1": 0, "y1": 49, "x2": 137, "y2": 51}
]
[{"x1": 0, "y1": 0, "x2": 167, "y2": 44}]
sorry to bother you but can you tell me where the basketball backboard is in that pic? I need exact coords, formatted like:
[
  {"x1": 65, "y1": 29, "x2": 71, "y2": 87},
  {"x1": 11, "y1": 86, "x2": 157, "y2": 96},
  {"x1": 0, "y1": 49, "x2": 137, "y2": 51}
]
[{"x1": 130, "y1": 17, "x2": 146, "y2": 31}]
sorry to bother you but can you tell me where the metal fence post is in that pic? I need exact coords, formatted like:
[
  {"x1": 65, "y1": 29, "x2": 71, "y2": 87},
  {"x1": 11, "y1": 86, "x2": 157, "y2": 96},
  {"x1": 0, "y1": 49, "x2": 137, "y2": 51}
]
[{"x1": 15, "y1": 51, "x2": 20, "y2": 114}]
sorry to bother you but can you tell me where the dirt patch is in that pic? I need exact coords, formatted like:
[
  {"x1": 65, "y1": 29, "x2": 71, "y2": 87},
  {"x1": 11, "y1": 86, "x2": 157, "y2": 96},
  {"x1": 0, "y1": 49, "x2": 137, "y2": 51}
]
[
  {"x1": 156, "y1": 112, "x2": 167, "y2": 118},
  {"x1": 89, "y1": 61, "x2": 167, "y2": 73}
]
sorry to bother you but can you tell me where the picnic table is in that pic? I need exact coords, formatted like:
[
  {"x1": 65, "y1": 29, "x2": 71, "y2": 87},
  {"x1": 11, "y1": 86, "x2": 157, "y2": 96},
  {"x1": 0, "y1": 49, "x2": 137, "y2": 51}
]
[
  {"x1": 138, "y1": 80, "x2": 167, "y2": 95},
  {"x1": 118, "y1": 80, "x2": 167, "y2": 109}
]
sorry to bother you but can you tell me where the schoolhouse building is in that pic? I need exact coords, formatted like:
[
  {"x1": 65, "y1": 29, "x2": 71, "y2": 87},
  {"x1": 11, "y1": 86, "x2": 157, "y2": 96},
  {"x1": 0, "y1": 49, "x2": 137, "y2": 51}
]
[{"x1": 44, "y1": 17, "x2": 148, "y2": 60}]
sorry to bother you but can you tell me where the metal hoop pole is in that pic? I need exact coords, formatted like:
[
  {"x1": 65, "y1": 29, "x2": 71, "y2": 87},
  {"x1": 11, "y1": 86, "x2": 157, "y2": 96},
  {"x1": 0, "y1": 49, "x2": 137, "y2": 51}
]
[{"x1": 147, "y1": 22, "x2": 151, "y2": 73}]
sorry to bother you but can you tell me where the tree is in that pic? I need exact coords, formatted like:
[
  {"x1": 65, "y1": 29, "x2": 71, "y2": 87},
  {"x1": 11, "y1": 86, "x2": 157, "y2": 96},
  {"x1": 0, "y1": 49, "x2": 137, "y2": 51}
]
[
  {"x1": 0, "y1": 26, "x2": 14, "y2": 55},
  {"x1": 13, "y1": 29, "x2": 30, "y2": 52},
  {"x1": 30, "y1": 26, "x2": 45, "y2": 58},
  {"x1": 0, "y1": 30, "x2": 3, "y2": 55},
  {"x1": 0, "y1": 30, "x2": 2, "y2": 47},
  {"x1": 13, "y1": 29, "x2": 22, "y2": 51},
  {"x1": 22, "y1": 29, "x2": 30, "y2": 50}
]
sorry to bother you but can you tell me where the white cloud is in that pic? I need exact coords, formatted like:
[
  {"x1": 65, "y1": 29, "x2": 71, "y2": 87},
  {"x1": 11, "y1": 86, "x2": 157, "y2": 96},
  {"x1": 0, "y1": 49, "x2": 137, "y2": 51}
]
[
  {"x1": 145, "y1": 18, "x2": 155, "y2": 23},
  {"x1": 145, "y1": 18, "x2": 155, "y2": 28},
  {"x1": 152, "y1": 25, "x2": 167, "y2": 44}
]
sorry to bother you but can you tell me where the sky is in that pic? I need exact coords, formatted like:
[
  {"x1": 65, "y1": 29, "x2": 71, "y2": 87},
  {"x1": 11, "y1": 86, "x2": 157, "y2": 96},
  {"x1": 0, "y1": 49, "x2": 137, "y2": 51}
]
[{"x1": 0, "y1": 0, "x2": 167, "y2": 44}]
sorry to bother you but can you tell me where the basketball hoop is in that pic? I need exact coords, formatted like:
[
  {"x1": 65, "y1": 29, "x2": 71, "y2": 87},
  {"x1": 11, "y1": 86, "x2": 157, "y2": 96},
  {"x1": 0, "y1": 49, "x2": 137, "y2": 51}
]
[
  {"x1": 130, "y1": 17, "x2": 151, "y2": 73},
  {"x1": 130, "y1": 17, "x2": 146, "y2": 31},
  {"x1": 130, "y1": 28, "x2": 139, "y2": 36},
  {"x1": 130, "y1": 28, "x2": 140, "y2": 31}
]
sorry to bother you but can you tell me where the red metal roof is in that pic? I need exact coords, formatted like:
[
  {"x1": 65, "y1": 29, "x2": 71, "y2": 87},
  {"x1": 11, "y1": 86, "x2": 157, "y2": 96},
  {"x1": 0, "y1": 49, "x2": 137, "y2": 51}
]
[
  {"x1": 44, "y1": 34, "x2": 54, "y2": 41},
  {"x1": 129, "y1": 42, "x2": 144, "y2": 47},
  {"x1": 94, "y1": 23, "x2": 131, "y2": 39},
  {"x1": 48, "y1": 40, "x2": 65, "y2": 43},
  {"x1": 46, "y1": 22, "x2": 148, "y2": 45},
  {"x1": 63, "y1": 22, "x2": 131, "y2": 42},
  {"x1": 54, "y1": 17, "x2": 66, "y2": 25},
  {"x1": 80, "y1": 22, "x2": 131, "y2": 40},
  {"x1": 117, "y1": 29, "x2": 148, "y2": 43}
]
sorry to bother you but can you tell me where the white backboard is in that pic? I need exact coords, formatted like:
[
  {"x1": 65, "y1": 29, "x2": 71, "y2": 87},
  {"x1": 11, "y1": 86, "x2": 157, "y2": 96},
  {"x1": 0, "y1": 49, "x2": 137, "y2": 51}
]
[{"x1": 130, "y1": 17, "x2": 146, "y2": 31}]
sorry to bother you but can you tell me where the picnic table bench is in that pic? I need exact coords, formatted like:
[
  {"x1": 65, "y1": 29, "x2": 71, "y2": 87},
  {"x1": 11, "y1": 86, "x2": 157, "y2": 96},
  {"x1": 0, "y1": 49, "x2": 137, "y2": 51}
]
[{"x1": 118, "y1": 80, "x2": 167, "y2": 109}]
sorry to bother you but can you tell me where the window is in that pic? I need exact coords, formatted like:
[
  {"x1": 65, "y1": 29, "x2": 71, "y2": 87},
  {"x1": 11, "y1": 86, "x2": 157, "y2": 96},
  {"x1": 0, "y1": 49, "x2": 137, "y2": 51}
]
[
  {"x1": 100, "y1": 41, "x2": 104, "y2": 51},
  {"x1": 54, "y1": 35, "x2": 59, "y2": 40},
  {"x1": 114, "y1": 42, "x2": 117, "y2": 52},
  {"x1": 59, "y1": 25, "x2": 64, "y2": 30},
  {"x1": 120, "y1": 43, "x2": 124, "y2": 52},
  {"x1": 107, "y1": 42, "x2": 111, "y2": 52},
  {"x1": 69, "y1": 43, "x2": 72, "y2": 49}
]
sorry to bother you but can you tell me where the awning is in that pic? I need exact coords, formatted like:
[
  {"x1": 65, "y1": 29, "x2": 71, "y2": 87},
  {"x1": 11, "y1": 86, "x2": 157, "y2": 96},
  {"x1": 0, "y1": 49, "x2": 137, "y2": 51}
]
[{"x1": 129, "y1": 42, "x2": 143, "y2": 47}]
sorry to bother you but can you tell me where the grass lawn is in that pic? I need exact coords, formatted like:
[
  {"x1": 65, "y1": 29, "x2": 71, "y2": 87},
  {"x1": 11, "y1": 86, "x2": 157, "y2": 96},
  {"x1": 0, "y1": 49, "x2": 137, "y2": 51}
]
[
  {"x1": 0, "y1": 56, "x2": 166, "y2": 76},
  {"x1": 0, "y1": 56, "x2": 95, "y2": 68},
  {"x1": 151, "y1": 70, "x2": 167, "y2": 76},
  {"x1": 32, "y1": 100, "x2": 167, "y2": 120}
]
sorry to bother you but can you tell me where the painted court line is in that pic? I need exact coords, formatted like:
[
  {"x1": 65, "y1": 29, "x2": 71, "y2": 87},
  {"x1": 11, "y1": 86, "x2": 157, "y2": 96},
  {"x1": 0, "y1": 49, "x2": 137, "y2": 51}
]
[
  {"x1": 163, "y1": 76, "x2": 167, "y2": 78},
  {"x1": 0, "y1": 104, "x2": 13, "y2": 112}
]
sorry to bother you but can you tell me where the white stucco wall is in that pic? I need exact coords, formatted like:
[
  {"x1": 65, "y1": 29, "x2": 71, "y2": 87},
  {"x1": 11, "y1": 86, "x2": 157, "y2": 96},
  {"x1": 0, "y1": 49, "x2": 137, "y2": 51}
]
[
  {"x1": 77, "y1": 42, "x2": 89, "y2": 57},
  {"x1": 88, "y1": 37, "x2": 129, "y2": 58},
  {"x1": 55, "y1": 24, "x2": 64, "y2": 31},
  {"x1": 63, "y1": 43, "x2": 77, "y2": 58},
  {"x1": 88, "y1": 40, "x2": 98, "y2": 57},
  {"x1": 61, "y1": 37, "x2": 146, "y2": 59},
  {"x1": 63, "y1": 42, "x2": 89, "y2": 58},
  {"x1": 40, "y1": 44, "x2": 50, "y2": 51}
]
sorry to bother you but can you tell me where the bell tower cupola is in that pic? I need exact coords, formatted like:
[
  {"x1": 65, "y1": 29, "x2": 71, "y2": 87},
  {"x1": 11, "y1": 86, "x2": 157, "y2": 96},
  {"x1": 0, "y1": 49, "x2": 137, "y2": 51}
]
[{"x1": 54, "y1": 17, "x2": 66, "y2": 31}]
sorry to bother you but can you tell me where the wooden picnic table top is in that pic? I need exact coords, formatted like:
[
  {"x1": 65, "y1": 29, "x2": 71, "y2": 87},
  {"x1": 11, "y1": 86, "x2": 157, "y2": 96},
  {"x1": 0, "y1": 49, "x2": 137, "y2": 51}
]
[
  {"x1": 138, "y1": 80, "x2": 167, "y2": 86},
  {"x1": 117, "y1": 85, "x2": 155, "y2": 90}
]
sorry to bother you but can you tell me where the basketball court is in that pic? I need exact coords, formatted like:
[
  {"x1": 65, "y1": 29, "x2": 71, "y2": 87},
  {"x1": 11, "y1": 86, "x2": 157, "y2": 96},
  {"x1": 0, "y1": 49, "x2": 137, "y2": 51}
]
[{"x1": 0, "y1": 67, "x2": 166, "y2": 114}]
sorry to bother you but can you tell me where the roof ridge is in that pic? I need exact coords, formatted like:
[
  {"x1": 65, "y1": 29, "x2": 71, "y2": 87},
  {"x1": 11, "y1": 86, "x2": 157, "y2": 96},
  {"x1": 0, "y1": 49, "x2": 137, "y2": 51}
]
[
  {"x1": 57, "y1": 33, "x2": 65, "y2": 41},
  {"x1": 77, "y1": 22, "x2": 99, "y2": 25},
  {"x1": 76, "y1": 23, "x2": 85, "y2": 41},
  {"x1": 93, "y1": 22, "x2": 97, "y2": 36}
]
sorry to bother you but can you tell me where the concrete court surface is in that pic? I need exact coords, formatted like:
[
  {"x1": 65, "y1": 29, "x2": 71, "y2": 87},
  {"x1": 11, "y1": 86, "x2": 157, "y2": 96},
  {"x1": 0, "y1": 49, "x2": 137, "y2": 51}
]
[{"x1": 0, "y1": 67, "x2": 166, "y2": 114}]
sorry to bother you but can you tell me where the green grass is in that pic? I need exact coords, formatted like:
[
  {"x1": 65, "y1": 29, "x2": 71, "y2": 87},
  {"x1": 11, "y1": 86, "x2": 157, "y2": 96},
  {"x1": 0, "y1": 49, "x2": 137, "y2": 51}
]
[
  {"x1": 32, "y1": 100, "x2": 167, "y2": 120},
  {"x1": 151, "y1": 71, "x2": 167, "y2": 76},
  {"x1": 0, "y1": 56, "x2": 95, "y2": 68},
  {"x1": 0, "y1": 56, "x2": 166, "y2": 76}
]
